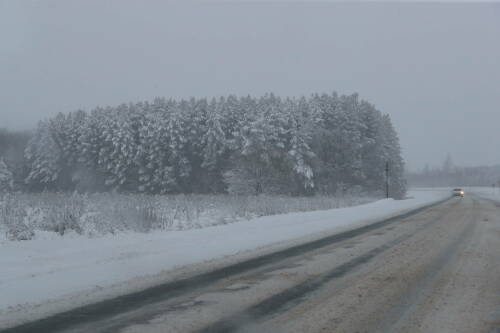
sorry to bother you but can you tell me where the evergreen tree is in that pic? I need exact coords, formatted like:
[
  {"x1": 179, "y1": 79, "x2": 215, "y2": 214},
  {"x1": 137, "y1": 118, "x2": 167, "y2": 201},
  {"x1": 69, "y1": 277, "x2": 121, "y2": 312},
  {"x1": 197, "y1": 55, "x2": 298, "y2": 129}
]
[
  {"x1": 201, "y1": 98, "x2": 228, "y2": 192},
  {"x1": 359, "y1": 101, "x2": 386, "y2": 193},
  {"x1": 22, "y1": 92, "x2": 407, "y2": 198},
  {"x1": 380, "y1": 115, "x2": 407, "y2": 199},
  {"x1": 25, "y1": 120, "x2": 63, "y2": 189},
  {"x1": 283, "y1": 97, "x2": 315, "y2": 195}
]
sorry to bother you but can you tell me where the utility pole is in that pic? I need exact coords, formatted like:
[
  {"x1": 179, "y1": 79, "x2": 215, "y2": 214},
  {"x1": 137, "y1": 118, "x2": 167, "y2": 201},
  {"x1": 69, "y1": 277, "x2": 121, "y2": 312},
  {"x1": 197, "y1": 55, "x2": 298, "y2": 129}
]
[{"x1": 385, "y1": 161, "x2": 390, "y2": 199}]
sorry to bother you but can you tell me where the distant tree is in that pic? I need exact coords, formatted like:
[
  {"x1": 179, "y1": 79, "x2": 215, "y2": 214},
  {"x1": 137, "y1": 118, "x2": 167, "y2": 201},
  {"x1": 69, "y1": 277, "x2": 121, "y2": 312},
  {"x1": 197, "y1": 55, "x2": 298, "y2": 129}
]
[
  {"x1": 25, "y1": 120, "x2": 64, "y2": 190},
  {"x1": 442, "y1": 153, "x2": 454, "y2": 174},
  {"x1": 0, "y1": 129, "x2": 31, "y2": 189},
  {"x1": 0, "y1": 158, "x2": 14, "y2": 192}
]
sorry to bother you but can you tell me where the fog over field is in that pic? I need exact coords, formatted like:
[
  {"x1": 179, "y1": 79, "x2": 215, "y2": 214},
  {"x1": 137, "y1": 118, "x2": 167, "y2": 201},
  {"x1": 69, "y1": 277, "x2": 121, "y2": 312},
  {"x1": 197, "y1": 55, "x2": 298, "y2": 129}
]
[{"x1": 1, "y1": 1, "x2": 500, "y2": 169}]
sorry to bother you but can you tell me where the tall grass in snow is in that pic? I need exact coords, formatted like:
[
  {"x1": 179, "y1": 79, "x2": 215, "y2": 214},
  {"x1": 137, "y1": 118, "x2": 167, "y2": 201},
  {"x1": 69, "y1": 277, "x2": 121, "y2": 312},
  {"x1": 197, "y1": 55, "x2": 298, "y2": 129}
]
[{"x1": 0, "y1": 192, "x2": 376, "y2": 241}]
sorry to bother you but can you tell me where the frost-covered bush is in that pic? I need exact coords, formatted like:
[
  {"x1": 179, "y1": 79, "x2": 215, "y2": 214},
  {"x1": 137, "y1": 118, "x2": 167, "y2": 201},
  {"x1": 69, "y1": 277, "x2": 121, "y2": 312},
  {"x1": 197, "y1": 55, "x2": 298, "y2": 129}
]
[
  {"x1": 0, "y1": 194, "x2": 33, "y2": 240},
  {"x1": 6, "y1": 222, "x2": 34, "y2": 241},
  {"x1": 0, "y1": 192, "x2": 376, "y2": 241}
]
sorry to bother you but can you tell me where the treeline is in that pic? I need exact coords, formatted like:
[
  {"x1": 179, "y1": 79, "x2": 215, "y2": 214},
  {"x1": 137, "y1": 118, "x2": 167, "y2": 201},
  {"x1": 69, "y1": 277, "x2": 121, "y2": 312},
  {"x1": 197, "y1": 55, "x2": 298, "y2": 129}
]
[
  {"x1": 407, "y1": 164, "x2": 500, "y2": 188},
  {"x1": 3, "y1": 93, "x2": 406, "y2": 197},
  {"x1": 0, "y1": 129, "x2": 31, "y2": 191}
]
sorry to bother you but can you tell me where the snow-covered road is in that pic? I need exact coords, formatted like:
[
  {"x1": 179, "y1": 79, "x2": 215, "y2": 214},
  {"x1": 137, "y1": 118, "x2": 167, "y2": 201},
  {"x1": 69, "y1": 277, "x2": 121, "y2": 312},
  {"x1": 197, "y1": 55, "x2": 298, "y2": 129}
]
[{"x1": 0, "y1": 189, "x2": 450, "y2": 329}]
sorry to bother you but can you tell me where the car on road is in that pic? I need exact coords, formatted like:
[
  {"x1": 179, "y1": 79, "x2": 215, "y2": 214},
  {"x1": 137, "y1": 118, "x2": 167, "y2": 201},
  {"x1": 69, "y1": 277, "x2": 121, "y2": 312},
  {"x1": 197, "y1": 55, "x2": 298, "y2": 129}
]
[{"x1": 452, "y1": 188, "x2": 465, "y2": 197}]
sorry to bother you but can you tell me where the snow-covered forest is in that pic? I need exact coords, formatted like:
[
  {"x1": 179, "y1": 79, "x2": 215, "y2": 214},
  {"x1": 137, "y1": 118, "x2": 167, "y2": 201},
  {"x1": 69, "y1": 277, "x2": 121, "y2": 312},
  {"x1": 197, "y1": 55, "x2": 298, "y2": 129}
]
[{"x1": 16, "y1": 92, "x2": 406, "y2": 198}]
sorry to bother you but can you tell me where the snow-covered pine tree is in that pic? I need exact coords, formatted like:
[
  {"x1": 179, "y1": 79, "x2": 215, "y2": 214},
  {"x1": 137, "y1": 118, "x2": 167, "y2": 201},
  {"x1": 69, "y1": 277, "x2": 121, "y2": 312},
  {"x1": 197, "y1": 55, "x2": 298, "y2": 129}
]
[
  {"x1": 74, "y1": 107, "x2": 108, "y2": 192},
  {"x1": 201, "y1": 98, "x2": 228, "y2": 192},
  {"x1": 183, "y1": 97, "x2": 209, "y2": 192},
  {"x1": 47, "y1": 110, "x2": 89, "y2": 189},
  {"x1": 136, "y1": 99, "x2": 177, "y2": 193},
  {"x1": 358, "y1": 101, "x2": 386, "y2": 194},
  {"x1": 108, "y1": 103, "x2": 141, "y2": 191},
  {"x1": 283, "y1": 97, "x2": 315, "y2": 195},
  {"x1": 336, "y1": 93, "x2": 364, "y2": 187},
  {"x1": 163, "y1": 101, "x2": 191, "y2": 193},
  {"x1": 25, "y1": 120, "x2": 63, "y2": 190},
  {"x1": 308, "y1": 93, "x2": 341, "y2": 193},
  {"x1": 380, "y1": 114, "x2": 407, "y2": 199},
  {"x1": 226, "y1": 94, "x2": 289, "y2": 194}
]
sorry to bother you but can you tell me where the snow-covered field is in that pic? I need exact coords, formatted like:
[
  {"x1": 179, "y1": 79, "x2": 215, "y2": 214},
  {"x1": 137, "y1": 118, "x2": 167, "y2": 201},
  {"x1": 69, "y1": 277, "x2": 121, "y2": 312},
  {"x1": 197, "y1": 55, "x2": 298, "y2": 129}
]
[
  {"x1": 0, "y1": 189, "x2": 450, "y2": 329},
  {"x1": 0, "y1": 193, "x2": 374, "y2": 242}
]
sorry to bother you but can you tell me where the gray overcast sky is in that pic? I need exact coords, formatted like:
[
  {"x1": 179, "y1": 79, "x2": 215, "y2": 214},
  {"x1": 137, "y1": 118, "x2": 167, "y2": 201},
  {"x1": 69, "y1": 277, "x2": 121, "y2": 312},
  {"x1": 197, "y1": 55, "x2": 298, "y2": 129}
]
[{"x1": 1, "y1": 1, "x2": 499, "y2": 170}]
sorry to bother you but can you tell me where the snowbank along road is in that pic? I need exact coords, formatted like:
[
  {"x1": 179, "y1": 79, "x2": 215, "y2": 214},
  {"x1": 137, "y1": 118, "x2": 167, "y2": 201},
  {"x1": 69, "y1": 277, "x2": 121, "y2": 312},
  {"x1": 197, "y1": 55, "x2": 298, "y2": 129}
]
[{"x1": 3, "y1": 194, "x2": 500, "y2": 333}]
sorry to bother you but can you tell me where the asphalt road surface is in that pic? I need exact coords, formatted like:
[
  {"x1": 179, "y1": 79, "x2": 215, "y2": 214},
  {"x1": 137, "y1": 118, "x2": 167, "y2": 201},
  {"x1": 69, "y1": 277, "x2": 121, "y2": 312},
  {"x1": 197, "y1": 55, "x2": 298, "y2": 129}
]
[{"x1": 4, "y1": 195, "x2": 500, "y2": 333}]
